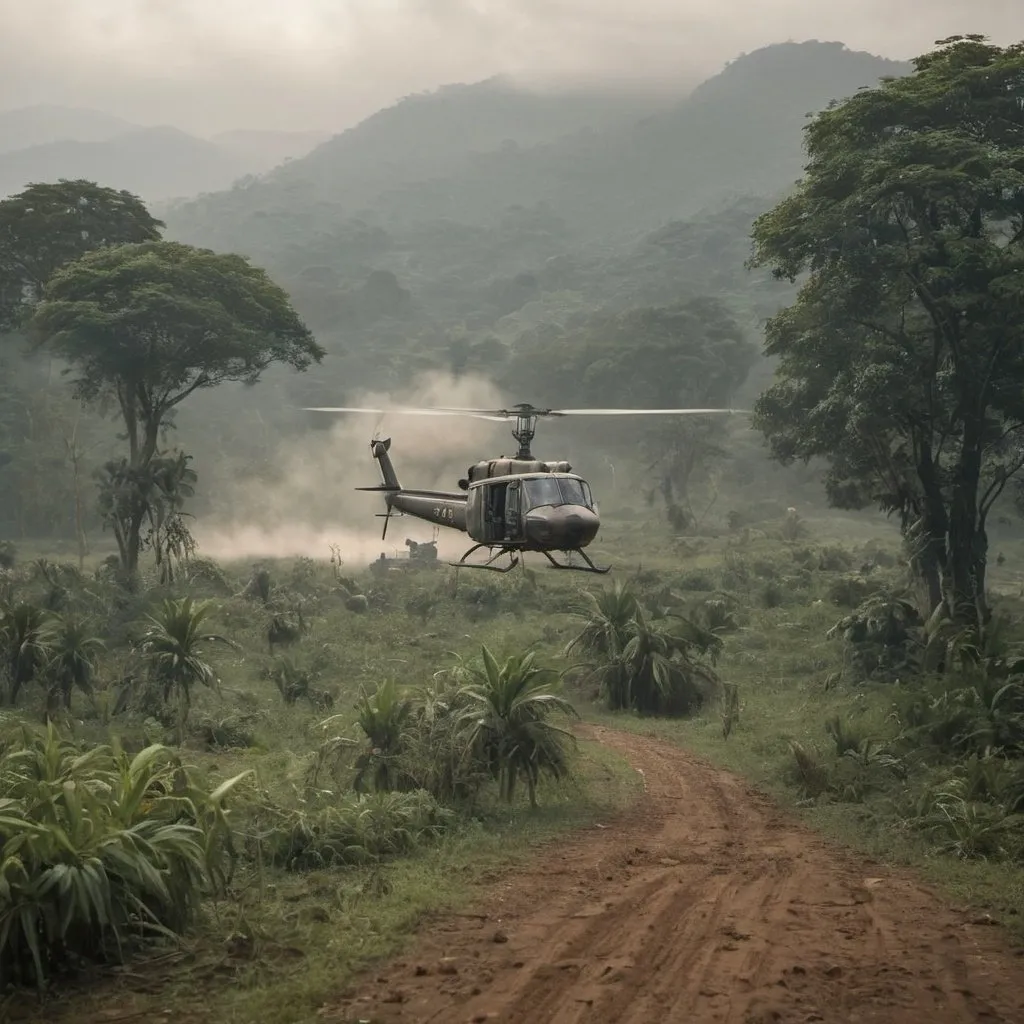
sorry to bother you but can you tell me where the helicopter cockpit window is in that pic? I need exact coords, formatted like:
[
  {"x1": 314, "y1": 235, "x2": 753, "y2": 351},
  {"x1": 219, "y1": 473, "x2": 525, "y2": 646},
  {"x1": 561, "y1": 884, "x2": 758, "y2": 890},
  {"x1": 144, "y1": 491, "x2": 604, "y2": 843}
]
[
  {"x1": 523, "y1": 477, "x2": 594, "y2": 510},
  {"x1": 557, "y1": 478, "x2": 591, "y2": 508},
  {"x1": 523, "y1": 478, "x2": 562, "y2": 509}
]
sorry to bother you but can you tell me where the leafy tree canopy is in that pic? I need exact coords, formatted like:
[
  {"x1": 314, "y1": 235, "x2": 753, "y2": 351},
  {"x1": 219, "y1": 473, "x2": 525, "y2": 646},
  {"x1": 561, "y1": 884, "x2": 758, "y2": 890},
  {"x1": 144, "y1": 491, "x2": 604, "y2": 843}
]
[
  {"x1": 749, "y1": 35, "x2": 1024, "y2": 621},
  {"x1": 31, "y1": 239, "x2": 325, "y2": 464},
  {"x1": 28, "y1": 239, "x2": 325, "y2": 575},
  {"x1": 0, "y1": 179, "x2": 164, "y2": 330},
  {"x1": 506, "y1": 298, "x2": 757, "y2": 524},
  {"x1": 508, "y1": 297, "x2": 756, "y2": 409}
]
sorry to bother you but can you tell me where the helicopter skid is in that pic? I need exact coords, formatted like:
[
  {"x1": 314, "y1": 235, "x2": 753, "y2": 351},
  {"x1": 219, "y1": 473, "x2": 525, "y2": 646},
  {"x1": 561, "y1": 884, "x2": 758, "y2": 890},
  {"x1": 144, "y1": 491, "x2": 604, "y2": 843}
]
[
  {"x1": 540, "y1": 548, "x2": 610, "y2": 574},
  {"x1": 449, "y1": 543, "x2": 520, "y2": 574}
]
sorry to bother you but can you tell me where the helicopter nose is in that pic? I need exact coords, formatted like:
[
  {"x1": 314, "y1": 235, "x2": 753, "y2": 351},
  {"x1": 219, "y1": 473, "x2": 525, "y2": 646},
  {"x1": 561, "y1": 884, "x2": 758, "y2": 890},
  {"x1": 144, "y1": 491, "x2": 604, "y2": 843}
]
[{"x1": 525, "y1": 504, "x2": 600, "y2": 549}]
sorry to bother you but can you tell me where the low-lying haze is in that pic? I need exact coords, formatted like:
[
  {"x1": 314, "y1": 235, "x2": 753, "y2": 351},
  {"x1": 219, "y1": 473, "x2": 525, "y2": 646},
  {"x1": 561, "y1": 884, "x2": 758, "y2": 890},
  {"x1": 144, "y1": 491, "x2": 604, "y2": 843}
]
[
  {"x1": 1, "y1": 1, "x2": 1017, "y2": 134},
  {"x1": 192, "y1": 371, "x2": 510, "y2": 565}
]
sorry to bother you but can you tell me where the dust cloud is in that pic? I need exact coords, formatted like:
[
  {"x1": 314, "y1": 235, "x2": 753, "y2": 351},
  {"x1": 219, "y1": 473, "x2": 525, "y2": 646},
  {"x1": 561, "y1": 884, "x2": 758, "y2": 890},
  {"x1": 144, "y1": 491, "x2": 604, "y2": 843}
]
[{"x1": 192, "y1": 370, "x2": 509, "y2": 566}]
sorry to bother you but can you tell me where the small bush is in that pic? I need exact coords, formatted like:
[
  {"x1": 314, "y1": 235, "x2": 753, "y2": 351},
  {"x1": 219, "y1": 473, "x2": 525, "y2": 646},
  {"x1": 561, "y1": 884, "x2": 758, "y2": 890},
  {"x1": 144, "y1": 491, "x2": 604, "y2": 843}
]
[{"x1": 260, "y1": 790, "x2": 452, "y2": 871}]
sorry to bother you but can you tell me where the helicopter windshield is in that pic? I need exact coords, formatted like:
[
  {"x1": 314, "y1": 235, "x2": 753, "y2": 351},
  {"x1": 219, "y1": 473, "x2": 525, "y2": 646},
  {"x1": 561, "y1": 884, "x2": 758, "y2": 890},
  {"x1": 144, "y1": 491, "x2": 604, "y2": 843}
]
[{"x1": 523, "y1": 477, "x2": 593, "y2": 510}]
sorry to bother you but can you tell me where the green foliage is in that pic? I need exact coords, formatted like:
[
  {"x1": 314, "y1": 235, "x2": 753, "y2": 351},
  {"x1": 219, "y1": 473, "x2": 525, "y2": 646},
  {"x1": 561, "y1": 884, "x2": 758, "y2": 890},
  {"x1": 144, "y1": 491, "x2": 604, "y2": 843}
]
[
  {"x1": 0, "y1": 180, "x2": 163, "y2": 331},
  {"x1": 260, "y1": 790, "x2": 452, "y2": 872},
  {"x1": 456, "y1": 646, "x2": 579, "y2": 808},
  {"x1": 565, "y1": 580, "x2": 723, "y2": 715},
  {"x1": 0, "y1": 599, "x2": 55, "y2": 704},
  {"x1": 96, "y1": 450, "x2": 199, "y2": 587},
  {"x1": 44, "y1": 614, "x2": 104, "y2": 710},
  {"x1": 0, "y1": 725, "x2": 248, "y2": 988},
  {"x1": 139, "y1": 597, "x2": 235, "y2": 743},
  {"x1": 352, "y1": 679, "x2": 416, "y2": 794},
  {"x1": 749, "y1": 36, "x2": 1024, "y2": 624},
  {"x1": 506, "y1": 299, "x2": 756, "y2": 524}
]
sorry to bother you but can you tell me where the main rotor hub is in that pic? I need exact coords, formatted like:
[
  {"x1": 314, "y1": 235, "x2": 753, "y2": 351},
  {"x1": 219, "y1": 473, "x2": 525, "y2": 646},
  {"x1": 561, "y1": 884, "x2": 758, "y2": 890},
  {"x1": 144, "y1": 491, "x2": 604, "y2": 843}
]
[{"x1": 510, "y1": 404, "x2": 542, "y2": 460}]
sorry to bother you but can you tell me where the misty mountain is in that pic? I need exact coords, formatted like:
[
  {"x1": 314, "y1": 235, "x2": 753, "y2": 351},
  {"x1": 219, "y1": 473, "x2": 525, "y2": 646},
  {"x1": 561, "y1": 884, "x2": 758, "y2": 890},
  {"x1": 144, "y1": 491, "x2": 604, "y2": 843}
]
[
  {"x1": 0, "y1": 104, "x2": 139, "y2": 153},
  {"x1": 355, "y1": 40, "x2": 911, "y2": 238},
  {"x1": 166, "y1": 41, "x2": 909, "y2": 255},
  {"x1": 261, "y1": 76, "x2": 674, "y2": 203},
  {"x1": 0, "y1": 113, "x2": 330, "y2": 203},
  {"x1": 0, "y1": 126, "x2": 249, "y2": 202},
  {"x1": 150, "y1": 39, "x2": 914, "y2": 410}
]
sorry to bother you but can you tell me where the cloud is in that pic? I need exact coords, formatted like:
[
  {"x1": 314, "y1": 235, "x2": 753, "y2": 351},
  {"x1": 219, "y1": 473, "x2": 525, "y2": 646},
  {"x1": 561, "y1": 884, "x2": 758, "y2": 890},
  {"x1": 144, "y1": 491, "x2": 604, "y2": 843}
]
[{"x1": 0, "y1": 1, "x2": 1018, "y2": 134}]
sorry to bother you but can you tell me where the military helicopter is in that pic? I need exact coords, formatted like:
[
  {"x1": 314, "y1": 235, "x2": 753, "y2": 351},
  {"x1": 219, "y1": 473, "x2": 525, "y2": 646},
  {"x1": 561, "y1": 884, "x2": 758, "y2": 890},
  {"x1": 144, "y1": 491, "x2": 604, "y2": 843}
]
[{"x1": 304, "y1": 403, "x2": 745, "y2": 574}]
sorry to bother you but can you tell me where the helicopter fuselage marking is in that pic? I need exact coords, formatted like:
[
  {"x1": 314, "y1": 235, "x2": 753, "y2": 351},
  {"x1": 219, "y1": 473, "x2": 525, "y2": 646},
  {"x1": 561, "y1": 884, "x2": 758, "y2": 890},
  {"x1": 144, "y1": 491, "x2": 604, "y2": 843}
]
[{"x1": 432, "y1": 506, "x2": 457, "y2": 522}]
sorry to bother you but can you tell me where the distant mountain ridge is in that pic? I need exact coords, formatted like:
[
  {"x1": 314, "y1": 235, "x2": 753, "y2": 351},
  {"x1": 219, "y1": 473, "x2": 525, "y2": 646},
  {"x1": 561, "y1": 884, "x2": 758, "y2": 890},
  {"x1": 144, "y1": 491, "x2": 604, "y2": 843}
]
[
  {"x1": 164, "y1": 40, "x2": 912, "y2": 257},
  {"x1": 0, "y1": 105, "x2": 139, "y2": 153},
  {"x1": 0, "y1": 106, "x2": 330, "y2": 201}
]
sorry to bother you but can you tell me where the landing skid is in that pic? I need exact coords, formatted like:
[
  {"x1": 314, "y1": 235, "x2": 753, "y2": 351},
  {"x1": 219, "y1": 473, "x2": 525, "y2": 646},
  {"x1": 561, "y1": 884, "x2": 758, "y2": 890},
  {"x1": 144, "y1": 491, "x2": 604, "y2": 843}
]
[
  {"x1": 541, "y1": 548, "x2": 611, "y2": 574},
  {"x1": 449, "y1": 543, "x2": 521, "y2": 574}
]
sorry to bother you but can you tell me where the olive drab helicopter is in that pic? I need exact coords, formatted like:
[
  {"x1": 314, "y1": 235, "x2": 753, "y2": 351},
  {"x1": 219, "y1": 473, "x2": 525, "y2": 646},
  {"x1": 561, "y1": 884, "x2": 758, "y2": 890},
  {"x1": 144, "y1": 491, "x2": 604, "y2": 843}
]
[{"x1": 303, "y1": 403, "x2": 746, "y2": 574}]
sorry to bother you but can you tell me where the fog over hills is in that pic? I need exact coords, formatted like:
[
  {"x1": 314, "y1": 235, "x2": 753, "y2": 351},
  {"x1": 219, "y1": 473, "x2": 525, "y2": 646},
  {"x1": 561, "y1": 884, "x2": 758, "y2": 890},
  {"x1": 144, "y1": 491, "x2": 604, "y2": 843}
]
[
  {"x1": 166, "y1": 41, "x2": 909, "y2": 247},
  {"x1": 0, "y1": 106, "x2": 330, "y2": 201}
]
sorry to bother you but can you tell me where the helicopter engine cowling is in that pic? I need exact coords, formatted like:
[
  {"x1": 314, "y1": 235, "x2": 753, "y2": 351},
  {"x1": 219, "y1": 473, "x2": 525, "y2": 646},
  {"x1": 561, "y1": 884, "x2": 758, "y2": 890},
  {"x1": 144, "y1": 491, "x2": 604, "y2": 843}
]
[{"x1": 524, "y1": 504, "x2": 600, "y2": 550}]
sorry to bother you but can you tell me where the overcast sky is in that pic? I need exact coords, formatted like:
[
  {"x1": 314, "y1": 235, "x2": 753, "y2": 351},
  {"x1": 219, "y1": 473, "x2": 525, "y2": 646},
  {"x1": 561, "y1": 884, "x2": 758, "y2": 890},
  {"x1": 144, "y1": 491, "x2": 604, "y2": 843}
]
[{"x1": 0, "y1": 0, "x2": 1018, "y2": 136}]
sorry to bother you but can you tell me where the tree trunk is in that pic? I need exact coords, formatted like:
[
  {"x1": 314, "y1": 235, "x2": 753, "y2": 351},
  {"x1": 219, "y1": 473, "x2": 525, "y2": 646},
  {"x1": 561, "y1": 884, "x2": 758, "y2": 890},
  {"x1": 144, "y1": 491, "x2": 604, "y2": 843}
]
[
  {"x1": 114, "y1": 409, "x2": 162, "y2": 581},
  {"x1": 125, "y1": 511, "x2": 144, "y2": 580},
  {"x1": 918, "y1": 538, "x2": 944, "y2": 614},
  {"x1": 915, "y1": 446, "x2": 951, "y2": 616},
  {"x1": 945, "y1": 425, "x2": 988, "y2": 629}
]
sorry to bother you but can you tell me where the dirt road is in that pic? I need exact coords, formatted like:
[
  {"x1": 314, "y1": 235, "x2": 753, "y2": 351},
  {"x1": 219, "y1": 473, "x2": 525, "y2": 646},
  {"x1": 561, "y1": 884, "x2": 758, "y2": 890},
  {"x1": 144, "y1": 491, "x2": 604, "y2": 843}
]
[{"x1": 327, "y1": 725, "x2": 1024, "y2": 1024}]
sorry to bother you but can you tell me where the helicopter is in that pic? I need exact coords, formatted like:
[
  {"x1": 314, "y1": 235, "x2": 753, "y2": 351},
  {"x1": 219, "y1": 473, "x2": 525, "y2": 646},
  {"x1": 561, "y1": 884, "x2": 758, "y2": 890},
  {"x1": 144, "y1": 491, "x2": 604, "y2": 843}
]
[{"x1": 303, "y1": 403, "x2": 746, "y2": 574}]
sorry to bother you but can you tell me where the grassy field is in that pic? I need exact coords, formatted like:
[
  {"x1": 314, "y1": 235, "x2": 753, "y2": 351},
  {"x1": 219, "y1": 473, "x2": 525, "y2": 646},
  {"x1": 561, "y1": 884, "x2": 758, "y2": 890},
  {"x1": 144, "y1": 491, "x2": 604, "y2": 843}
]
[{"x1": 5, "y1": 501, "x2": 1024, "y2": 1020}]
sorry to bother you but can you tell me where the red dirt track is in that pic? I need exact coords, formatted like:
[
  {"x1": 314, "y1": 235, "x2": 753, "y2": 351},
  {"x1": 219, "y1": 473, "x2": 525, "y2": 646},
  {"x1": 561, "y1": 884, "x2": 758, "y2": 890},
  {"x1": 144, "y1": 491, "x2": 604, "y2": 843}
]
[{"x1": 326, "y1": 725, "x2": 1024, "y2": 1024}]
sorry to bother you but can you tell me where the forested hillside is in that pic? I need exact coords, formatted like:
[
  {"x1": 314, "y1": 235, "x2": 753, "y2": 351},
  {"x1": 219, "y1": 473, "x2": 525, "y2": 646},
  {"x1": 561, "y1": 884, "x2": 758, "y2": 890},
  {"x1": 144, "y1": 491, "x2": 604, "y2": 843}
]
[{"x1": 161, "y1": 40, "x2": 908, "y2": 394}]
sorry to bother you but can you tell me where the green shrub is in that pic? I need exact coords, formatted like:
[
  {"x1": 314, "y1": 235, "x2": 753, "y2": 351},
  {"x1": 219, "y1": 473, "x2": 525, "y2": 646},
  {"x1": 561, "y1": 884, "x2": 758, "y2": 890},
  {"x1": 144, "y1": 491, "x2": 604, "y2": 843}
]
[
  {"x1": 258, "y1": 790, "x2": 452, "y2": 871},
  {"x1": 0, "y1": 725, "x2": 248, "y2": 988}
]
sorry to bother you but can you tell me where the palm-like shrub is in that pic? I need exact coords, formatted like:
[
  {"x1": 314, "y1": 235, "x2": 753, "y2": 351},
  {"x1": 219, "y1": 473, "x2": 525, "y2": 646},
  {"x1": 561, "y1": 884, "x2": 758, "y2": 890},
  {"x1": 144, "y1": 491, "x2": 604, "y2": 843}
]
[
  {"x1": 140, "y1": 597, "x2": 234, "y2": 743},
  {"x1": 456, "y1": 646, "x2": 578, "y2": 807},
  {"x1": 44, "y1": 615, "x2": 105, "y2": 710},
  {"x1": 352, "y1": 678, "x2": 417, "y2": 793},
  {"x1": 565, "y1": 581, "x2": 723, "y2": 715},
  {"x1": 565, "y1": 579, "x2": 638, "y2": 661},
  {"x1": 402, "y1": 673, "x2": 488, "y2": 804},
  {"x1": 0, "y1": 724, "x2": 249, "y2": 988},
  {"x1": 0, "y1": 600, "x2": 55, "y2": 704}
]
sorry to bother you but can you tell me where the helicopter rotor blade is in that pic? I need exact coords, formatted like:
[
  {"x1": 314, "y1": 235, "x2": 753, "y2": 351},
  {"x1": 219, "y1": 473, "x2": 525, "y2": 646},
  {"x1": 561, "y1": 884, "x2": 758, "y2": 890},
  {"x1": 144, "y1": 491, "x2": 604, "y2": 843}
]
[
  {"x1": 548, "y1": 408, "x2": 750, "y2": 416},
  {"x1": 303, "y1": 406, "x2": 509, "y2": 422},
  {"x1": 303, "y1": 404, "x2": 751, "y2": 421}
]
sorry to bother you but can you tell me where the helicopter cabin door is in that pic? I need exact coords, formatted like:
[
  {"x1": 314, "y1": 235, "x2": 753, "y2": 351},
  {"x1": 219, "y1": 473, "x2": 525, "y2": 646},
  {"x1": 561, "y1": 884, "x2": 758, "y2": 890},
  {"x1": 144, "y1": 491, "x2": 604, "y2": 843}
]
[
  {"x1": 481, "y1": 480, "x2": 506, "y2": 544},
  {"x1": 504, "y1": 481, "x2": 520, "y2": 540}
]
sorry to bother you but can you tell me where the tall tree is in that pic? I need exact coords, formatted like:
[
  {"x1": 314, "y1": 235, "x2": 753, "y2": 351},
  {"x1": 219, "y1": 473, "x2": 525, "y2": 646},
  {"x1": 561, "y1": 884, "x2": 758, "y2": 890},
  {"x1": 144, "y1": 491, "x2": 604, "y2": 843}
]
[
  {"x1": 0, "y1": 180, "x2": 164, "y2": 331},
  {"x1": 506, "y1": 298, "x2": 757, "y2": 524},
  {"x1": 29, "y1": 240, "x2": 325, "y2": 576},
  {"x1": 749, "y1": 35, "x2": 1024, "y2": 626}
]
